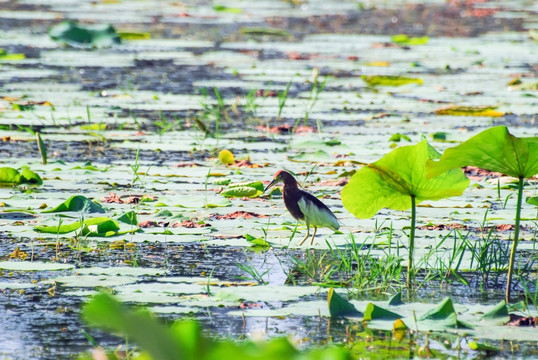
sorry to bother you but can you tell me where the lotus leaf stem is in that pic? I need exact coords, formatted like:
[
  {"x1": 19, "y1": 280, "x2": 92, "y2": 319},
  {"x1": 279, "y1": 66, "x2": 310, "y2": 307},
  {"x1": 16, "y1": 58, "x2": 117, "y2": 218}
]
[{"x1": 506, "y1": 176, "x2": 524, "y2": 302}]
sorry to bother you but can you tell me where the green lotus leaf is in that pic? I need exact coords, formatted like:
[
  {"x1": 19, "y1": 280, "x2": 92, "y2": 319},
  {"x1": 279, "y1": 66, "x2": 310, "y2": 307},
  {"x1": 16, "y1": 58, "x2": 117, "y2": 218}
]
[
  {"x1": 221, "y1": 186, "x2": 262, "y2": 198},
  {"x1": 35, "y1": 217, "x2": 118, "y2": 235},
  {"x1": 43, "y1": 195, "x2": 105, "y2": 213},
  {"x1": 363, "y1": 303, "x2": 401, "y2": 321},
  {"x1": 480, "y1": 300, "x2": 509, "y2": 323},
  {"x1": 288, "y1": 150, "x2": 334, "y2": 163},
  {"x1": 361, "y1": 75, "x2": 423, "y2": 86},
  {"x1": 328, "y1": 288, "x2": 362, "y2": 318},
  {"x1": 117, "y1": 211, "x2": 138, "y2": 225},
  {"x1": 420, "y1": 297, "x2": 456, "y2": 321},
  {"x1": 49, "y1": 21, "x2": 120, "y2": 48},
  {"x1": 342, "y1": 140, "x2": 469, "y2": 218},
  {"x1": 19, "y1": 167, "x2": 43, "y2": 185},
  {"x1": 228, "y1": 180, "x2": 264, "y2": 192},
  {"x1": 0, "y1": 167, "x2": 21, "y2": 185},
  {"x1": 82, "y1": 219, "x2": 120, "y2": 237},
  {"x1": 388, "y1": 292, "x2": 404, "y2": 306},
  {"x1": 427, "y1": 126, "x2": 538, "y2": 179}
]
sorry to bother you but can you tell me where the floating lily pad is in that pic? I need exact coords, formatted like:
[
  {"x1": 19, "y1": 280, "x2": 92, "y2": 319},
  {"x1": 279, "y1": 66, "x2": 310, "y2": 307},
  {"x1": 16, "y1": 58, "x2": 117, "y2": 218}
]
[
  {"x1": 0, "y1": 167, "x2": 21, "y2": 185},
  {"x1": 363, "y1": 303, "x2": 401, "y2": 321},
  {"x1": 220, "y1": 186, "x2": 261, "y2": 198},
  {"x1": 221, "y1": 181, "x2": 264, "y2": 198},
  {"x1": 244, "y1": 233, "x2": 270, "y2": 248},
  {"x1": 361, "y1": 75, "x2": 423, "y2": 86},
  {"x1": 49, "y1": 21, "x2": 121, "y2": 48},
  {"x1": 35, "y1": 217, "x2": 120, "y2": 236},
  {"x1": 0, "y1": 261, "x2": 74, "y2": 271},
  {"x1": 0, "y1": 281, "x2": 36, "y2": 289},
  {"x1": 391, "y1": 34, "x2": 429, "y2": 45},
  {"x1": 43, "y1": 195, "x2": 105, "y2": 213},
  {"x1": 469, "y1": 341, "x2": 500, "y2": 353},
  {"x1": 434, "y1": 106, "x2": 504, "y2": 117},
  {"x1": 76, "y1": 267, "x2": 165, "y2": 277},
  {"x1": 288, "y1": 150, "x2": 334, "y2": 163},
  {"x1": 0, "y1": 48, "x2": 25, "y2": 60},
  {"x1": 0, "y1": 167, "x2": 42, "y2": 185}
]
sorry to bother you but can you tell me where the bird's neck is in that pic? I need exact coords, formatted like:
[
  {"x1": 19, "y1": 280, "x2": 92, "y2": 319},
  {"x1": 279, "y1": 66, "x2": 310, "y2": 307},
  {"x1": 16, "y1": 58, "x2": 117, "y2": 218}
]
[{"x1": 282, "y1": 181, "x2": 299, "y2": 192}]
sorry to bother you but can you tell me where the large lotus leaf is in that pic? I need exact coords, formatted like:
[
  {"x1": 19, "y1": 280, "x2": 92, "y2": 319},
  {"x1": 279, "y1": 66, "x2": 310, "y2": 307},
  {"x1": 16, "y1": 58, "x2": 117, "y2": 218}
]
[
  {"x1": 43, "y1": 195, "x2": 105, "y2": 213},
  {"x1": 427, "y1": 126, "x2": 538, "y2": 179},
  {"x1": 342, "y1": 140, "x2": 469, "y2": 218},
  {"x1": 0, "y1": 167, "x2": 21, "y2": 184}
]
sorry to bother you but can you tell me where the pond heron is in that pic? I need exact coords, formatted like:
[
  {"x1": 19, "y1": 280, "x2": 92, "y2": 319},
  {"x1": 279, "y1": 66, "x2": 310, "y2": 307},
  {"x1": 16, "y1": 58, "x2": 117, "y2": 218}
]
[{"x1": 264, "y1": 170, "x2": 339, "y2": 246}]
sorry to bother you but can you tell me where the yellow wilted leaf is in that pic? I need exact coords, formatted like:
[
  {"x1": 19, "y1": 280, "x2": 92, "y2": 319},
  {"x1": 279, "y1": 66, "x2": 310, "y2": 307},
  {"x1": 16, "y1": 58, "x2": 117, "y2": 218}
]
[
  {"x1": 391, "y1": 34, "x2": 429, "y2": 45},
  {"x1": 118, "y1": 31, "x2": 151, "y2": 40},
  {"x1": 364, "y1": 61, "x2": 391, "y2": 67},
  {"x1": 218, "y1": 149, "x2": 235, "y2": 165},
  {"x1": 435, "y1": 105, "x2": 504, "y2": 117},
  {"x1": 362, "y1": 75, "x2": 423, "y2": 87},
  {"x1": 392, "y1": 318, "x2": 407, "y2": 341}
]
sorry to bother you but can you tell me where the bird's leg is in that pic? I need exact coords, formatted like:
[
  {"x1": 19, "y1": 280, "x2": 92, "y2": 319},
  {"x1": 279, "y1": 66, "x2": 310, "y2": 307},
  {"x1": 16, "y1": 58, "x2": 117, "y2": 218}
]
[
  {"x1": 309, "y1": 226, "x2": 318, "y2": 245},
  {"x1": 299, "y1": 219, "x2": 310, "y2": 246}
]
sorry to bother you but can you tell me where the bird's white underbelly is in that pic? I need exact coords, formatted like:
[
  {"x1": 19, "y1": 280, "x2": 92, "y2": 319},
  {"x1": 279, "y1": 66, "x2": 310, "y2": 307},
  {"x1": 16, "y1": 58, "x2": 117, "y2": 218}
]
[{"x1": 297, "y1": 197, "x2": 339, "y2": 230}]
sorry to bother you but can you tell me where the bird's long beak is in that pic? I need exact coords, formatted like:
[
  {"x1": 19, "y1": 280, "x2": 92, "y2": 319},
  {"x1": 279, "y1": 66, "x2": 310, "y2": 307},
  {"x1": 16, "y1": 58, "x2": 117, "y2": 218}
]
[{"x1": 264, "y1": 179, "x2": 279, "y2": 193}]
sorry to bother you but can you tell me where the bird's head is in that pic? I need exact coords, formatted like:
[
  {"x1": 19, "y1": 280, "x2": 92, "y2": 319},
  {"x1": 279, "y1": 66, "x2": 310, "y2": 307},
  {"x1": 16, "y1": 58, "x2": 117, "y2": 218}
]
[{"x1": 264, "y1": 170, "x2": 298, "y2": 193}]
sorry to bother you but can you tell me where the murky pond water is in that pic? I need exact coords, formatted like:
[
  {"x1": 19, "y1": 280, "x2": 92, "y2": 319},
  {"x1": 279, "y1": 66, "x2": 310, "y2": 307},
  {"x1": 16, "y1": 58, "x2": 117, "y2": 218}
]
[{"x1": 0, "y1": 0, "x2": 537, "y2": 359}]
